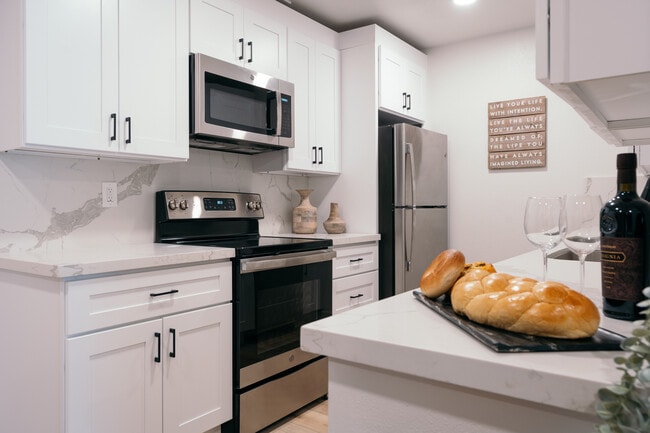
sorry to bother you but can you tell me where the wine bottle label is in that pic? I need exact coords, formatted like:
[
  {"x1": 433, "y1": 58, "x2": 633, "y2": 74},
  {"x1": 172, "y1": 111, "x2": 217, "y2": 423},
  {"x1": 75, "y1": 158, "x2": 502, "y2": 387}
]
[{"x1": 601, "y1": 237, "x2": 645, "y2": 301}]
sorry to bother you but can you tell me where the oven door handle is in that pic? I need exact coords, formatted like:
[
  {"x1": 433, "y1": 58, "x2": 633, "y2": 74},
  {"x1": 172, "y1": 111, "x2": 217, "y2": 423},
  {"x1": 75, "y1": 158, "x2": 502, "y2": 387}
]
[{"x1": 240, "y1": 249, "x2": 336, "y2": 274}]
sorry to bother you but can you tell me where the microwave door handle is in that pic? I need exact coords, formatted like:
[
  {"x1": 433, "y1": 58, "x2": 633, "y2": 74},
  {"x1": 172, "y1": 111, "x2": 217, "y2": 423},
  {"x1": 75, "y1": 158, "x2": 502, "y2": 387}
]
[{"x1": 276, "y1": 92, "x2": 282, "y2": 137}]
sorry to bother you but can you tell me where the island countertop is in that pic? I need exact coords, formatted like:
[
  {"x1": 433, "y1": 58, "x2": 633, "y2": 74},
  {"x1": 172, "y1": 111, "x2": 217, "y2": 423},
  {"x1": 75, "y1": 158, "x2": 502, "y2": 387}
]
[{"x1": 301, "y1": 249, "x2": 636, "y2": 420}]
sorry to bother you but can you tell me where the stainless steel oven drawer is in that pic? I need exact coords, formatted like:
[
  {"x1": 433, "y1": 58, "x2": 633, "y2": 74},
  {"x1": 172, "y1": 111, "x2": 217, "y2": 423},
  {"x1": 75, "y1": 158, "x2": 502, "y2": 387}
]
[{"x1": 239, "y1": 357, "x2": 328, "y2": 433}]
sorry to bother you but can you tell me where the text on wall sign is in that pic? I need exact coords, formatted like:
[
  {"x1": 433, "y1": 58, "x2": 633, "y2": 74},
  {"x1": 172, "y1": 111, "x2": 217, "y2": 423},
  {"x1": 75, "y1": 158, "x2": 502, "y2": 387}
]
[{"x1": 487, "y1": 96, "x2": 547, "y2": 170}]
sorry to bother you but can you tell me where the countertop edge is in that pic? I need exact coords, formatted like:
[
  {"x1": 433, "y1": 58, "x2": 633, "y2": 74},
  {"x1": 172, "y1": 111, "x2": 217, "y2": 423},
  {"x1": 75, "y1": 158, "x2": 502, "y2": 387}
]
[{"x1": 0, "y1": 244, "x2": 235, "y2": 279}]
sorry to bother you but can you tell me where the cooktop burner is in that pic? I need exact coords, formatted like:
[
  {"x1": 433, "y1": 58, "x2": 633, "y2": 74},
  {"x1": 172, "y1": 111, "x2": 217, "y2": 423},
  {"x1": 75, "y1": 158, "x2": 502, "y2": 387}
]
[{"x1": 155, "y1": 191, "x2": 332, "y2": 258}]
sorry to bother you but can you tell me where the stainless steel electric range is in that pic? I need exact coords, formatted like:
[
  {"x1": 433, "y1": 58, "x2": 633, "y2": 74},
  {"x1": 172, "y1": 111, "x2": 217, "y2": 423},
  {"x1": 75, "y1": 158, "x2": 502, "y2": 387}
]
[{"x1": 155, "y1": 191, "x2": 333, "y2": 433}]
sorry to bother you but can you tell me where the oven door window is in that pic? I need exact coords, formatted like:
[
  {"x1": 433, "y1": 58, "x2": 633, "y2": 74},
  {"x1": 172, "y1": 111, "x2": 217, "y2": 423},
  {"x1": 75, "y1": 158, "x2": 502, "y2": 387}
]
[
  {"x1": 204, "y1": 72, "x2": 277, "y2": 136},
  {"x1": 238, "y1": 260, "x2": 332, "y2": 369}
]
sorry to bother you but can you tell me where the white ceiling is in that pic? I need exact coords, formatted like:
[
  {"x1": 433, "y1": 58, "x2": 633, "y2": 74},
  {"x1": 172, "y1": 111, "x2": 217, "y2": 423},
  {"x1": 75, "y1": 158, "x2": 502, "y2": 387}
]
[{"x1": 277, "y1": 0, "x2": 536, "y2": 51}]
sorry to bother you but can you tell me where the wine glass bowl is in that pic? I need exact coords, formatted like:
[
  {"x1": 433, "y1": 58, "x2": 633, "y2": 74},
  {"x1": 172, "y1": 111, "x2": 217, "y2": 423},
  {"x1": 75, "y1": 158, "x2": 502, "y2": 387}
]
[
  {"x1": 562, "y1": 194, "x2": 602, "y2": 291},
  {"x1": 524, "y1": 196, "x2": 565, "y2": 281}
]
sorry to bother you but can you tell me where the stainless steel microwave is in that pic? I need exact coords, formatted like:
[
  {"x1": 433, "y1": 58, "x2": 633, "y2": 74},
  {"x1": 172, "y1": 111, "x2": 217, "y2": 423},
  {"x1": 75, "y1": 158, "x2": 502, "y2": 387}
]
[{"x1": 189, "y1": 53, "x2": 294, "y2": 154}]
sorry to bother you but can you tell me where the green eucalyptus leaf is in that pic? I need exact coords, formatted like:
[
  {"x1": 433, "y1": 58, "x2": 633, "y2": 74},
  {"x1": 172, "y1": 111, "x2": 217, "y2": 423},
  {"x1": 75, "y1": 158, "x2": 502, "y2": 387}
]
[{"x1": 632, "y1": 328, "x2": 650, "y2": 337}]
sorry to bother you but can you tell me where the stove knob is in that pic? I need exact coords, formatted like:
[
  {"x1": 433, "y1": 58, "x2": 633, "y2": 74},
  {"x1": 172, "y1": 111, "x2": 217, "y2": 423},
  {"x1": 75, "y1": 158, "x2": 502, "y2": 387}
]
[
  {"x1": 256, "y1": 201, "x2": 263, "y2": 210},
  {"x1": 179, "y1": 199, "x2": 188, "y2": 210},
  {"x1": 247, "y1": 201, "x2": 257, "y2": 211},
  {"x1": 168, "y1": 199, "x2": 178, "y2": 210}
]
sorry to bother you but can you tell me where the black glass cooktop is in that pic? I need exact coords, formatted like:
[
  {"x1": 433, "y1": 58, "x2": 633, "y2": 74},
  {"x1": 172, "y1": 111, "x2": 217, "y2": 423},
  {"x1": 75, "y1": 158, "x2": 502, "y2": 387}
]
[{"x1": 191, "y1": 236, "x2": 332, "y2": 258}]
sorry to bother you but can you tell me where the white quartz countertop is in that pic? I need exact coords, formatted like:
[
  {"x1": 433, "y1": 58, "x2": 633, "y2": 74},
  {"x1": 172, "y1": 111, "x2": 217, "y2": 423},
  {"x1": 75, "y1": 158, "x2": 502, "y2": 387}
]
[
  {"x1": 269, "y1": 232, "x2": 380, "y2": 246},
  {"x1": 301, "y1": 249, "x2": 636, "y2": 415},
  {"x1": 0, "y1": 243, "x2": 234, "y2": 279}
]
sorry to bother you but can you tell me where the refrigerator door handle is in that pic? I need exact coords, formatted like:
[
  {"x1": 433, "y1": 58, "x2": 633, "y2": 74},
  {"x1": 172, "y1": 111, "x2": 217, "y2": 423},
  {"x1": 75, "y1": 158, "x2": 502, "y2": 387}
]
[{"x1": 405, "y1": 142, "x2": 416, "y2": 272}]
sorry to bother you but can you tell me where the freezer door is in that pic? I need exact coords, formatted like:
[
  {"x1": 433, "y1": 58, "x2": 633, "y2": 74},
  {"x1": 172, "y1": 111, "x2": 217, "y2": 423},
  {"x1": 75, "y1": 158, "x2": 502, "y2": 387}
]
[
  {"x1": 394, "y1": 123, "x2": 448, "y2": 207},
  {"x1": 395, "y1": 207, "x2": 448, "y2": 295}
]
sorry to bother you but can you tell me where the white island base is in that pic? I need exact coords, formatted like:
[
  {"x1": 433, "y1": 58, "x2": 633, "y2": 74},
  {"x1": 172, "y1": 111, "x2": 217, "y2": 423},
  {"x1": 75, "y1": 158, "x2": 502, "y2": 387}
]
[
  {"x1": 327, "y1": 358, "x2": 595, "y2": 433},
  {"x1": 302, "y1": 250, "x2": 635, "y2": 433}
]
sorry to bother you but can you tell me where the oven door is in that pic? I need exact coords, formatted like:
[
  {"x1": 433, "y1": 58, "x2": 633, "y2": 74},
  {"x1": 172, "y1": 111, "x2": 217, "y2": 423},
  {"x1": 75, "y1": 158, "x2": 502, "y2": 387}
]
[{"x1": 236, "y1": 249, "x2": 334, "y2": 387}]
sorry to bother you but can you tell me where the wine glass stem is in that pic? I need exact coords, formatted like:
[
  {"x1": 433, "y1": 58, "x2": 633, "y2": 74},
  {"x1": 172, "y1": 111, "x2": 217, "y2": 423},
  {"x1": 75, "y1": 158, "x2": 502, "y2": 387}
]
[
  {"x1": 542, "y1": 249, "x2": 548, "y2": 281},
  {"x1": 578, "y1": 255, "x2": 586, "y2": 292}
]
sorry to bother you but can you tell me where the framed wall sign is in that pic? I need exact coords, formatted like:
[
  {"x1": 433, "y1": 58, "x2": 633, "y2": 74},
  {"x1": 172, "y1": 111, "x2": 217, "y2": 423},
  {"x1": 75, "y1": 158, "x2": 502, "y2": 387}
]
[{"x1": 487, "y1": 96, "x2": 547, "y2": 170}]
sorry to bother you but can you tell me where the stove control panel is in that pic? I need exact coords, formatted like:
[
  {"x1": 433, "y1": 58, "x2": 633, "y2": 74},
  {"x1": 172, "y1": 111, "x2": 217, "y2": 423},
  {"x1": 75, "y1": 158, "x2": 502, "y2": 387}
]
[{"x1": 159, "y1": 191, "x2": 264, "y2": 220}]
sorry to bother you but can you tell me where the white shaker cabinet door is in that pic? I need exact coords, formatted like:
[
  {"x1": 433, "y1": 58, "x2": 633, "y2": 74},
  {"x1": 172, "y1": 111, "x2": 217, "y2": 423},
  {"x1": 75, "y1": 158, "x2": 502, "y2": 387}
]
[
  {"x1": 25, "y1": 0, "x2": 118, "y2": 152},
  {"x1": 190, "y1": 0, "x2": 244, "y2": 65},
  {"x1": 243, "y1": 10, "x2": 287, "y2": 79},
  {"x1": 66, "y1": 319, "x2": 163, "y2": 433},
  {"x1": 314, "y1": 43, "x2": 341, "y2": 174},
  {"x1": 118, "y1": 0, "x2": 189, "y2": 159},
  {"x1": 163, "y1": 304, "x2": 233, "y2": 433}
]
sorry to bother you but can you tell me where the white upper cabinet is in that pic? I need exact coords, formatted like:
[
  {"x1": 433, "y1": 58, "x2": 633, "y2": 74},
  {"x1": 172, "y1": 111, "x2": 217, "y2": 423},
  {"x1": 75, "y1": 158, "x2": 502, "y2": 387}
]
[
  {"x1": 536, "y1": 0, "x2": 650, "y2": 146},
  {"x1": 190, "y1": 0, "x2": 287, "y2": 79},
  {"x1": 252, "y1": 27, "x2": 340, "y2": 175},
  {"x1": 0, "y1": 0, "x2": 189, "y2": 161},
  {"x1": 378, "y1": 45, "x2": 426, "y2": 123}
]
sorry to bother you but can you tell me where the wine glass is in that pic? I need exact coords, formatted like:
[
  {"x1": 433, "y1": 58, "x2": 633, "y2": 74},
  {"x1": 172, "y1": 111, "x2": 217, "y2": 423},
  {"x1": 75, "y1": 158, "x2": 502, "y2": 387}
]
[
  {"x1": 524, "y1": 196, "x2": 565, "y2": 281},
  {"x1": 562, "y1": 194, "x2": 602, "y2": 291}
]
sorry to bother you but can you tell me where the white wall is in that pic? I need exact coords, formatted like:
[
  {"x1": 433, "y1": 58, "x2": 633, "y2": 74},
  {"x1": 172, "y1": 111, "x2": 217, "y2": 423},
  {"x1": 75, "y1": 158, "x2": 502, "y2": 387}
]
[
  {"x1": 0, "y1": 148, "x2": 307, "y2": 253},
  {"x1": 425, "y1": 27, "x2": 627, "y2": 263}
]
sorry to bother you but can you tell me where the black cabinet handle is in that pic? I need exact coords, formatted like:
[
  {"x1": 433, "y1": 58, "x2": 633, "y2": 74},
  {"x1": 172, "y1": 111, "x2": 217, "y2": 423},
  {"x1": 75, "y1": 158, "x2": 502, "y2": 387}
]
[
  {"x1": 349, "y1": 294, "x2": 364, "y2": 299},
  {"x1": 169, "y1": 328, "x2": 176, "y2": 358},
  {"x1": 406, "y1": 94, "x2": 412, "y2": 110},
  {"x1": 247, "y1": 41, "x2": 253, "y2": 63},
  {"x1": 349, "y1": 258, "x2": 363, "y2": 263},
  {"x1": 154, "y1": 332, "x2": 161, "y2": 363},
  {"x1": 312, "y1": 146, "x2": 317, "y2": 164},
  {"x1": 150, "y1": 289, "x2": 179, "y2": 297},
  {"x1": 239, "y1": 38, "x2": 244, "y2": 60},
  {"x1": 110, "y1": 113, "x2": 116, "y2": 141},
  {"x1": 318, "y1": 147, "x2": 323, "y2": 164},
  {"x1": 402, "y1": 92, "x2": 407, "y2": 109},
  {"x1": 125, "y1": 116, "x2": 132, "y2": 144}
]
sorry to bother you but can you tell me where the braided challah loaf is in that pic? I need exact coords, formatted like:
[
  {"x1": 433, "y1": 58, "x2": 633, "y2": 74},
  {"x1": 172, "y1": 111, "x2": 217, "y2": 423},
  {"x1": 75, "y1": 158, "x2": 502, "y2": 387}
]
[{"x1": 450, "y1": 269, "x2": 600, "y2": 339}]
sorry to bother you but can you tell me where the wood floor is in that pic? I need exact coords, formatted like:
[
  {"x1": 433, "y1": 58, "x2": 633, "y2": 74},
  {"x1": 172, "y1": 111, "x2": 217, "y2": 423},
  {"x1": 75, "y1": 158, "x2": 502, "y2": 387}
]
[{"x1": 260, "y1": 398, "x2": 328, "y2": 433}]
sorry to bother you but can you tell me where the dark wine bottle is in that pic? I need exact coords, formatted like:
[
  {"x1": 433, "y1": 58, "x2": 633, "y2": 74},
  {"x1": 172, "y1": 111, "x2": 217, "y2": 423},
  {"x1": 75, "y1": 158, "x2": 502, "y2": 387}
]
[{"x1": 600, "y1": 153, "x2": 650, "y2": 320}]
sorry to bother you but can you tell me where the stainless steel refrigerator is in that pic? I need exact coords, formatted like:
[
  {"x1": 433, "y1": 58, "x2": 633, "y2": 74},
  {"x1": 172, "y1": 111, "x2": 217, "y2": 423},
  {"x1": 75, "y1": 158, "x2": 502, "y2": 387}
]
[{"x1": 378, "y1": 123, "x2": 448, "y2": 299}]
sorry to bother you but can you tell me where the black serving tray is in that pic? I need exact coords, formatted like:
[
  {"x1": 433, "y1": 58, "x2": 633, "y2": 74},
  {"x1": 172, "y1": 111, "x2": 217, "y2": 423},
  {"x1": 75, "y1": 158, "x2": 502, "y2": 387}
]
[{"x1": 413, "y1": 290, "x2": 625, "y2": 353}]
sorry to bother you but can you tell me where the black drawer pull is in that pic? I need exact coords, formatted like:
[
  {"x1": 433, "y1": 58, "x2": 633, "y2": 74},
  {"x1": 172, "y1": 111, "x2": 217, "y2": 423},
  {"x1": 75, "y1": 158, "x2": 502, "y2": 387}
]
[
  {"x1": 349, "y1": 294, "x2": 364, "y2": 299},
  {"x1": 150, "y1": 289, "x2": 179, "y2": 297},
  {"x1": 169, "y1": 328, "x2": 176, "y2": 358},
  {"x1": 154, "y1": 332, "x2": 161, "y2": 363},
  {"x1": 349, "y1": 258, "x2": 363, "y2": 263}
]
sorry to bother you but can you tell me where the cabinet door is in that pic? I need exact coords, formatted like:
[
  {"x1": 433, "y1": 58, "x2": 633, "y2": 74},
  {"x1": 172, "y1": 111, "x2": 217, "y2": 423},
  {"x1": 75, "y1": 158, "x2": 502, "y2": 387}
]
[
  {"x1": 163, "y1": 304, "x2": 233, "y2": 433},
  {"x1": 286, "y1": 30, "x2": 317, "y2": 171},
  {"x1": 404, "y1": 60, "x2": 425, "y2": 121},
  {"x1": 314, "y1": 43, "x2": 341, "y2": 173},
  {"x1": 378, "y1": 46, "x2": 406, "y2": 115},
  {"x1": 66, "y1": 320, "x2": 163, "y2": 433},
  {"x1": 119, "y1": 0, "x2": 189, "y2": 159},
  {"x1": 243, "y1": 10, "x2": 287, "y2": 79},
  {"x1": 190, "y1": 0, "x2": 244, "y2": 64},
  {"x1": 25, "y1": 0, "x2": 118, "y2": 152}
]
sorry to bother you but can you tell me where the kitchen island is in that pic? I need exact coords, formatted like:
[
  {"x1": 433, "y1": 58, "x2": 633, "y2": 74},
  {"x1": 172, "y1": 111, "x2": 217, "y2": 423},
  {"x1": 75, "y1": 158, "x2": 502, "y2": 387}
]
[{"x1": 301, "y1": 250, "x2": 636, "y2": 433}]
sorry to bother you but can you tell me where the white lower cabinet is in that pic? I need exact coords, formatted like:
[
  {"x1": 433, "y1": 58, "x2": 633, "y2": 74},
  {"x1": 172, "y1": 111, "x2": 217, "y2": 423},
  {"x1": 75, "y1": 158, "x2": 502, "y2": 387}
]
[
  {"x1": 65, "y1": 262, "x2": 233, "y2": 433},
  {"x1": 67, "y1": 305, "x2": 232, "y2": 433},
  {"x1": 332, "y1": 243, "x2": 379, "y2": 314}
]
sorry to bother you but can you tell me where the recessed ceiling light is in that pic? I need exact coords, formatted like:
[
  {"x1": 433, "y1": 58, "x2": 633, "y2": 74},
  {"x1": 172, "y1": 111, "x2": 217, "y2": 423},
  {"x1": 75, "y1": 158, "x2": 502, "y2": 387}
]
[{"x1": 453, "y1": 0, "x2": 477, "y2": 5}]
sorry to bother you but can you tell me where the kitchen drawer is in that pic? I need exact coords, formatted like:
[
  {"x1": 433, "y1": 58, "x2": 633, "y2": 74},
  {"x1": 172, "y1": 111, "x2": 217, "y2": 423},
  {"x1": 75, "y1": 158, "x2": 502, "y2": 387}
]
[
  {"x1": 333, "y1": 271, "x2": 378, "y2": 314},
  {"x1": 66, "y1": 262, "x2": 232, "y2": 335},
  {"x1": 332, "y1": 243, "x2": 378, "y2": 279}
]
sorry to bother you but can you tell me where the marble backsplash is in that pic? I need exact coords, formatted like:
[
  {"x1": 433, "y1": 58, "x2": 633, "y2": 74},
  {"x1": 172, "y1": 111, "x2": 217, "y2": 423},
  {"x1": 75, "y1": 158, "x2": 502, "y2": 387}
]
[{"x1": 0, "y1": 148, "x2": 308, "y2": 253}]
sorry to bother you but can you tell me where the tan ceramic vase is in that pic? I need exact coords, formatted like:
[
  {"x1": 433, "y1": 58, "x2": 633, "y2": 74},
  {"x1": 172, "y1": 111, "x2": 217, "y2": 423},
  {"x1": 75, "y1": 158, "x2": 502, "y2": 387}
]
[
  {"x1": 323, "y1": 202, "x2": 346, "y2": 234},
  {"x1": 292, "y1": 189, "x2": 317, "y2": 234}
]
